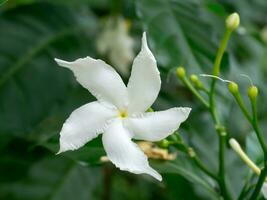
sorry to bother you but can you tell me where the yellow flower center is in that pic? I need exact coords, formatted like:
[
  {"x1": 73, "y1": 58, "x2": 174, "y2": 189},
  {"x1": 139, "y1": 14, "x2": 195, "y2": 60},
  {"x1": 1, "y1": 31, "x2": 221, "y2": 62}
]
[{"x1": 119, "y1": 110, "x2": 128, "y2": 118}]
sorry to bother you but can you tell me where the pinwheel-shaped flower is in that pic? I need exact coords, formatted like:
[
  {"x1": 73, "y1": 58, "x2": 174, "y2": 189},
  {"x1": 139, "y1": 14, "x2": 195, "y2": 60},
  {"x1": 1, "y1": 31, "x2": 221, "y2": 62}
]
[{"x1": 55, "y1": 33, "x2": 191, "y2": 181}]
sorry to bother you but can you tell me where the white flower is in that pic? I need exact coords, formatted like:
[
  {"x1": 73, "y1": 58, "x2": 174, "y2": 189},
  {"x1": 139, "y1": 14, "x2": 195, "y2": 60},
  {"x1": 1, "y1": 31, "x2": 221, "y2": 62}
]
[
  {"x1": 55, "y1": 32, "x2": 191, "y2": 181},
  {"x1": 96, "y1": 16, "x2": 134, "y2": 76}
]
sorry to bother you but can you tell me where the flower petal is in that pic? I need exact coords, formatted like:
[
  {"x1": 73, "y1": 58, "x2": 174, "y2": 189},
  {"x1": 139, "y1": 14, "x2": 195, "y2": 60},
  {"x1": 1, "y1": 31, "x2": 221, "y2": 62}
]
[
  {"x1": 125, "y1": 107, "x2": 191, "y2": 141},
  {"x1": 57, "y1": 101, "x2": 117, "y2": 154},
  {"x1": 102, "y1": 119, "x2": 162, "y2": 181},
  {"x1": 127, "y1": 32, "x2": 161, "y2": 114},
  {"x1": 55, "y1": 57, "x2": 128, "y2": 109}
]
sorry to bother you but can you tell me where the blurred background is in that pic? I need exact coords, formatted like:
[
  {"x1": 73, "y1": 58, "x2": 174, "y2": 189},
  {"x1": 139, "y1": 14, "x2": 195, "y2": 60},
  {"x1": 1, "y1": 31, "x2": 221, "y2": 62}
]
[{"x1": 0, "y1": 0, "x2": 267, "y2": 199}]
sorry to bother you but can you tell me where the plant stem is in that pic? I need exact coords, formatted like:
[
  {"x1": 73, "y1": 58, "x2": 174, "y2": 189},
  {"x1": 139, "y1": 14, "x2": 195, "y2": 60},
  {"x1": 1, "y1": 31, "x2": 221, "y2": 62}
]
[
  {"x1": 209, "y1": 28, "x2": 233, "y2": 200},
  {"x1": 181, "y1": 76, "x2": 210, "y2": 108},
  {"x1": 171, "y1": 138, "x2": 218, "y2": 181},
  {"x1": 218, "y1": 130, "x2": 230, "y2": 200},
  {"x1": 250, "y1": 98, "x2": 267, "y2": 154},
  {"x1": 102, "y1": 166, "x2": 112, "y2": 200},
  {"x1": 231, "y1": 92, "x2": 252, "y2": 123},
  {"x1": 249, "y1": 167, "x2": 267, "y2": 200},
  {"x1": 248, "y1": 95, "x2": 267, "y2": 199},
  {"x1": 213, "y1": 29, "x2": 231, "y2": 76},
  {"x1": 237, "y1": 173, "x2": 254, "y2": 200},
  {"x1": 191, "y1": 154, "x2": 219, "y2": 181}
]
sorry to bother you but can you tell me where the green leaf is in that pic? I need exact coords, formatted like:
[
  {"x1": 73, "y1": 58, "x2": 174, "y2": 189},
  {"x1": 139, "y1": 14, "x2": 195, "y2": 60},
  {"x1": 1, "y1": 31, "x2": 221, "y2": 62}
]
[
  {"x1": 135, "y1": 0, "x2": 219, "y2": 73},
  {"x1": 152, "y1": 159, "x2": 219, "y2": 199},
  {"x1": 0, "y1": 3, "x2": 97, "y2": 139},
  {"x1": 0, "y1": 0, "x2": 8, "y2": 5},
  {"x1": 0, "y1": 157, "x2": 101, "y2": 200}
]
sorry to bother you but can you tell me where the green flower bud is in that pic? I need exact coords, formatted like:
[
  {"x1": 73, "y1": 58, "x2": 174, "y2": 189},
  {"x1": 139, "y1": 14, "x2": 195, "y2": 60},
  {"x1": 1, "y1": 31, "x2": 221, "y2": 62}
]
[
  {"x1": 226, "y1": 13, "x2": 240, "y2": 31},
  {"x1": 147, "y1": 107, "x2": 154, "y2": 112},
  {"x1": 190, "y1": 74, "x2": 204, "y2": 89},
  {"x1": 188, "y1": 147, "x2": 196, "y2": 158},
  {"x1": 176, "y1": 67, "x2": 186, "y2": 79},
  {"x1": 190, "y1": 74, "x2": 198, "y2": 83},
  {"x1": 159, "y1": 139, "x2": 170, "y2": 148},
  {"x1": 247, "y1": 86, "x2": 258, "y2": 100},
  {"x1": 228, "y1": 82, "x2": 239, "y2": 94}
]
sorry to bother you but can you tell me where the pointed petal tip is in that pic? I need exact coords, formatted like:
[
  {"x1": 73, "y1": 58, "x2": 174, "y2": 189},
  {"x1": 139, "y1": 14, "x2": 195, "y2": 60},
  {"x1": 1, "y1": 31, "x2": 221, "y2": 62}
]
[
  {"x1": 177, "y1": 107, "x2": 192, "y2": 120},
  {"x1": 142, "y1": 31, "x2": 146, "y2": 39},
  {"x1": 55, "y1": 146, "x2": 66, "y2": 155},
  {"x1": 141, "y1": 32, "x2": 148, "y2": 50},
  {"x1": 154, "y1": 173, "x2": 163, "y2": 181},
  {"x1": 54, "y1": 58, "x2": 72, "y2": 68},
  {"x1": 55, "y1": 149, "x2": 62, "y2": 155},
  {"x1": 147, "y1": 168, "x2": 162, "y2": 181},
  {"x1": 54, "y1": 58, "x2": 63, "y2": 64}
]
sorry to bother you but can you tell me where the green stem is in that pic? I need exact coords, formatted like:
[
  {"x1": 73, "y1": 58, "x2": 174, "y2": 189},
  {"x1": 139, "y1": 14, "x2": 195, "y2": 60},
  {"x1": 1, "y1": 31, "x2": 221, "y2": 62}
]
[
  {"x1": 171, "y1": 138, "x2": 218, "y2": 181},
  {"x1": 213, "y1": 29, "x2": 232, "y2": 76},
  {"x1": 232, "y1": 92, "x2": 252, "y2": 123},
  {"x1": 231, "y1": 86, "x2": 267, "y2": 199},
  {"x1": 191, "y1": 154, "x2": 219, "y2": 181},
  {"x1": 208, "y1": 28, "x2": 233, "y2": 200},
  {"x1": 249, "y1": 167, "x2": 267, "y2": 200},
  {"x1": 250, "y1": 98, "x2": 267, "y2": 154},
  {"x1": 248, "y1": 96, "x2": 267, "y2": 199},
  {"x1": 218, "y1": 131, "x2": 230, "y2": 199},
  {"x1": 237, "y1": 173, "x2": 254, "y2": 200},
  {"x1": 181, "y1": 76, "x2": 210, "y2": 108}
]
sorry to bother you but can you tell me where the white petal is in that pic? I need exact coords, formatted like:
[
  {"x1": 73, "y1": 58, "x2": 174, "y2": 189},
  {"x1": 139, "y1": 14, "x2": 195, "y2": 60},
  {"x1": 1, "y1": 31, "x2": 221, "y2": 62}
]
[
  {"x1": 102, "y1": 119, "x2": 162, "y2": 181},
  {"x1": 55, "y1": 57, "x2": 128, "y2": 109},
  {"x1": 262, "y1": 183, "x2": 267, "y2": 198},
  {"x1": 127, "y1": 32, "x2": 161, "y2": 114},
  {"x1": 125, "y1": 107, "x2": 191, "y2": 141},
  {"x1": 58, "y1": 101, "x2": 117, "y2": 154}
]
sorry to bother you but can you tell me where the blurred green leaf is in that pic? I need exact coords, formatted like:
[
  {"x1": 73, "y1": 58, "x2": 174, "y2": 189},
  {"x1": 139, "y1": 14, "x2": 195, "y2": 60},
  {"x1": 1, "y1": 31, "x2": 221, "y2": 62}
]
[
  {"x1": 0, "y1": 157, "x2": 101, "y2": 200},
  {"x1": 0, "y1": 3, "x2": 97, "y2": 139},
  {"x1": 0, "y1": 0, "x2": 8, "y2": 5},
  {"x1": 135, "y1": 0, "x2": 221, "y2": 73},
  {"x1": 152, "y1": 159, "x2": 219, "y2": 199},
  {"x1": 246, "y1": 132, "x2": 264, "y2": 165}
]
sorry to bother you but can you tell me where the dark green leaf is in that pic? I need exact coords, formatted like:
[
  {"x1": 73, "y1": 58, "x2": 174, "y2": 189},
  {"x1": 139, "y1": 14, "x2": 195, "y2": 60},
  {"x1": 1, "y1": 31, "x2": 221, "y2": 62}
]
[
  {"x1": 0, "y1": 3, "x2": 97, "y2": 139},
  {"x1": 136, "y1": 0, "x2": 219, "y2": 73},
  {"x1": 0, "y1": 157, "x2": 102, "y2": 200}
]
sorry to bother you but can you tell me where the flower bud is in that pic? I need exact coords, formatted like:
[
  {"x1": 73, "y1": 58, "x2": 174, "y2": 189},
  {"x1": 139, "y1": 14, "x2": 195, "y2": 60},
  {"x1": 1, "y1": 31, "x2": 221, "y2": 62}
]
[
  {"x1": 190, "y1": 74, "x2": 198, "y2": 83},
  {"x1": 228, "y1": 82, "x2": 239, "y2": 94},
  {"x1": 226, "y1": 13, "x2": 240, "y2": 31},
  {"x1": 147, "y1": 107, "x2": 154, "y2": 112},
  {"x1": 229, "y1": 138, "x2": 241, "y2": 152},
  {"x1": 188, "y1": 147, "x2": 196, "y2": 157},
  {"x1": 229, "y1": 138, "x2": 261, "y2": 175},
  {"x1": 247, "y1": 86, "x2": 258, "y2": 100},
  {"x1": 176, "y1": 67, "x2": 186, "y2": 79},
  {"x1": 190, "y1": 74, "x2": 204, "y2": 89},
  {"x1": 159, "y1": 139, "x2": 170, "y2": 148}
]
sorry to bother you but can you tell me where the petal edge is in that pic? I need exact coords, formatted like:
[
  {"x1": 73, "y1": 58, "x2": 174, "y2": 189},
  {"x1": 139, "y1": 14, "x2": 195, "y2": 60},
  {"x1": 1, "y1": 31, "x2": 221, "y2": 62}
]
[
  {"x1": 127, "y1": 32, "x2": 161, "y2": 114},
  {"x1": 102, "y1": 119, "x2": 162, "y2": 181},
  {"x1": 126, "y1": 107, "x2": 191, "y2": 141},
  {"x1": 57, "y1": 101, "x2": 117, "y2": 154},
  {"x1": 55, "y1": 57, "x2": 128, "y2": 109}
]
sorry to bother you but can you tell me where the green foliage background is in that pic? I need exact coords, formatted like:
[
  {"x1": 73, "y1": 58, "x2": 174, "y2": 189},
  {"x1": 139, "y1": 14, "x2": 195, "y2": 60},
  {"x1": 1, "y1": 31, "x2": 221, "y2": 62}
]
[{"x1": 0, "y1": 0, "x2": 267, "y2": 199}]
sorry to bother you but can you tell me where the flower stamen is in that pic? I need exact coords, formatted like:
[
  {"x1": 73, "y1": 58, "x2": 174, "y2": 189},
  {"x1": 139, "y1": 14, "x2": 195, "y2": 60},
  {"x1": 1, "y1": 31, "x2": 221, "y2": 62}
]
[{"x1": 119, "y1": 110, "x2": 128, "y2": 118}]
